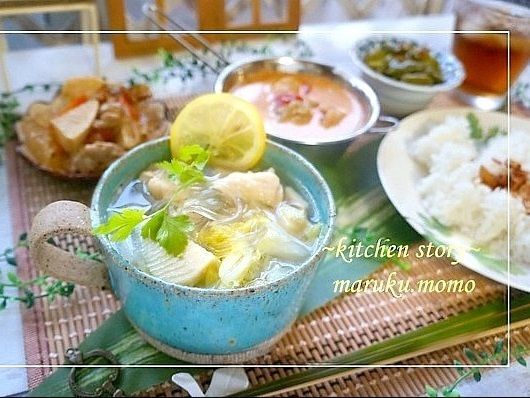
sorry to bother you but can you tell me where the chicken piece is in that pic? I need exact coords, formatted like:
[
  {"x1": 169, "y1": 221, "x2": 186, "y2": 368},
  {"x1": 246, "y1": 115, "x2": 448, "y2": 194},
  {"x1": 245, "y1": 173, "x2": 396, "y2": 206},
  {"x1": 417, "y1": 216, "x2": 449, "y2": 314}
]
[
  {"x1": 276, "y1": 202, "x2": 310, "y2": 238},
  {"x1": 140, "y1": 169, "x2": 178, "y2": 201},
  {"x1": 212, "y1": 169, "x2": 284, "y2": 208},
  {"x1": 140, "y1": 239, "x2": 219, "y2": 287},
  {"x1": 272, "y1": 76, "x2": 301, "y2": 94},
  {"x1": 320, "y1": 107, "x2": 346, "y2": 128},
  {"x1": 70, "y1": 142, "x2": 125, "y2": 175},
  {"x1": 277, "y1": 100, "x2": 313, "y2": 125},
  {"x1": 51, "y1": 100, "x2": 99, "y2": 153},
  {"x1": 479, "y1": 165, "x2": 506, "y2": 189}
]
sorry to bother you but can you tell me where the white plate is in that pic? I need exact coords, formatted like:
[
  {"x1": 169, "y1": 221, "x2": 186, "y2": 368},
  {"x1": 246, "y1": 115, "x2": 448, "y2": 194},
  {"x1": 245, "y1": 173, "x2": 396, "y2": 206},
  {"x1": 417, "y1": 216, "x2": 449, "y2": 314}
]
[{"x1": 377, "y1": 107, "x2": 530, "y2": 292}]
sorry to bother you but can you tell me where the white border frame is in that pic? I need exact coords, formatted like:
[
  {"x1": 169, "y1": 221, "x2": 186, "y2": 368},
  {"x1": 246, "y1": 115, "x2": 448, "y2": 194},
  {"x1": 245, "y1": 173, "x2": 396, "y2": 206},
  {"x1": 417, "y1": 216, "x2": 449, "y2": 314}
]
[{"x1": 0, "y1": 29, "x2": 513, "y2": 371}]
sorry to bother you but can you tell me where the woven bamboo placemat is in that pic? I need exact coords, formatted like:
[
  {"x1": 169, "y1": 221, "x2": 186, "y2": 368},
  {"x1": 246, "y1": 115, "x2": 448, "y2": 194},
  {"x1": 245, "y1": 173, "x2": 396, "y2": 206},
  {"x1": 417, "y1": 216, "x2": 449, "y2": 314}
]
[{"x1": 5, "y1": 94, "x2": 527, "y2": 397}]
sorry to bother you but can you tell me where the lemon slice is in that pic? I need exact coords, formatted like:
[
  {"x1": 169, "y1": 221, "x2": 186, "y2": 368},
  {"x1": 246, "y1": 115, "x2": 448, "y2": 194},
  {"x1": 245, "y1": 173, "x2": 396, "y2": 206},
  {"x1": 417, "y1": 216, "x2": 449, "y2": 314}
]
[{"x1": 170, "y1": 93, "x2": 266, "y2": 170}]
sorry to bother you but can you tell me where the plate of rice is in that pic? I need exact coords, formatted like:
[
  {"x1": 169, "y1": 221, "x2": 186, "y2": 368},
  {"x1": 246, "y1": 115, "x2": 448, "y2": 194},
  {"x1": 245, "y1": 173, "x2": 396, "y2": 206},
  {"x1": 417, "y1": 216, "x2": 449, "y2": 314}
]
[{"x1": 377, "y1": 108, "x2": 530, "y2": 292}]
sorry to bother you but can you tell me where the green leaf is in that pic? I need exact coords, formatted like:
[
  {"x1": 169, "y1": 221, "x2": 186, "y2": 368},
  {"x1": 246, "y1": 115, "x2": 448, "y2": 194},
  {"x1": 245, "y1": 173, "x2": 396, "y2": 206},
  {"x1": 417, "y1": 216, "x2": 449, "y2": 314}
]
[
  {"x1": 140, "y1": 209, "x2": 165, "y2": 240},
  {"x1": 157, "y1": 158, "x2": 185, "y2": 180},
  {"x1": 466, "y1": 112, "x2": 483, "y2": 140},
  {"x1": 93, "y1": 209, "x2": 145, "y2": 241},
  {"x1": 23, "y1": 289, "x2": 35, "y2": 308},
  {"x1": 463, "y1": 347, "x2": 479, "y2": 363},
  {"x1": 493, "y1": 339, "x2": 504, "y2": 355},
  {"x1": 18, "y1": 232, "x2": 28, "y2": 248},
  {"x1": 5, "y1": 248, "x2": 16, "y2": 266},
  {"x1": 454, "y1": 360, "x2": 465, "y2": 376},
  {"x1": 442, "y1": 389, "x2": 460, "y2": 397},
  {"x1": 472, "y1": 370, "x2": 481, "y2": 382},
  {"x1": 426, "y1": 385, "x2": 438, "y2": 397},
  {"x1": 0, "y1": 298, "x2": 6, "y2": 310},
  {"x1": 7, "y1": 271, "x2": 21, "y2": 286},
  {"x1": 516, "y1": 356, "x2": 527, "y2": 367},
  {"x1": 485, "y1": 126, "x2": 501, "y2": 140},
  {"x1": 154, "y1": 214, "x2": 193, "y2": 256},
  {"x1": 157, "y1": 158, "x2": 205, "y2": 186},
  {"x1": 178, "y1": 144, "x2": 209, "y2": 170}
]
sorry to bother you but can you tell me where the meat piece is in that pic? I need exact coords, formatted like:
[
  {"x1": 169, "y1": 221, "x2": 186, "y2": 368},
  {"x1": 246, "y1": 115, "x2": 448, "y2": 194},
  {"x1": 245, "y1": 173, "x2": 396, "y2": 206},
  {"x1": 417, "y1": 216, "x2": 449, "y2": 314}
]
[
  {"x1": 140, "y1": 169, "x2": 178, "y2": 201},
  {"x1": 480, "y1": 160, "x2": 530, "y2": 213},
  {"x1": 479, "y1": 165, "x2": 507, "y2": 189},
  {"x1": 70, "y1": 142, "x2": 125, "y2": 175},
  {"x1": 212, "y1": 169, "x2": 284, "y2": 208},
  {"x1": 277, "y1": 99, "x2": 313, "y2": 125},
  {"x1": 320, "y1": 107, "x2": 346, "y2": 128}
]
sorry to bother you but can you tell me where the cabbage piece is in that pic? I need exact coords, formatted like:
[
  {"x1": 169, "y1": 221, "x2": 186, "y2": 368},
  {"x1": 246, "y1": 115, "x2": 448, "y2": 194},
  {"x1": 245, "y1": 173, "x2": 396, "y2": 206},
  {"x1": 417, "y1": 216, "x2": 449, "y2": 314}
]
[
  {"x1": 219, "y1": 251, "x2": 262, "y2": 288},
  {"x1": 258, "y1": 222, "x2": 310, "y2": 262}
]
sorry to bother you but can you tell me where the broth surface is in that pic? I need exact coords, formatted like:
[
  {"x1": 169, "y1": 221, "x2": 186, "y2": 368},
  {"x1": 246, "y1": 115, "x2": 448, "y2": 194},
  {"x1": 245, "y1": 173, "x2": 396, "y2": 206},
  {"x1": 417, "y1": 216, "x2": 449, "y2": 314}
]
[
  {"x1": 229, "y1": 70, "x2": 370, "y2": 143},
  {"x1": 107, "y1": 165, "x2": 320, "y2": 289}
]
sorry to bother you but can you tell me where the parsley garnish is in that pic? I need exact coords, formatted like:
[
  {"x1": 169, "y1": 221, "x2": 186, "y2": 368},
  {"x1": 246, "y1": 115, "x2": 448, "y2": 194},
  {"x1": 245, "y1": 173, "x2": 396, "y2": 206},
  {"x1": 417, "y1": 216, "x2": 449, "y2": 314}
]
[
  {"x1": 93, "y1": 209, "x2": 145, "y2": 241},
  {"x1": 156, "y1": 144, "x2": 209, "y2": 186},
  {"x1": 466, "y1": 112, "x2": 507, "y2": 141},
  {"x1": 94, "y1": 145, "x2": 209, "y2": 256}
]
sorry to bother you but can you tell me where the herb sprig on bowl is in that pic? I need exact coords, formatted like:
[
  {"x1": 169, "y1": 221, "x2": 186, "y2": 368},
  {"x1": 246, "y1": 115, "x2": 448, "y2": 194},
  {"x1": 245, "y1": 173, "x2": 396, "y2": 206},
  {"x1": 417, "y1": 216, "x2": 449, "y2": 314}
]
[
  {"x1": 466, "y1": 112, "x2": 507, "y2": 141},
  {"x1": 93, "y1": 145, "x2": 210, "y2": 256}
]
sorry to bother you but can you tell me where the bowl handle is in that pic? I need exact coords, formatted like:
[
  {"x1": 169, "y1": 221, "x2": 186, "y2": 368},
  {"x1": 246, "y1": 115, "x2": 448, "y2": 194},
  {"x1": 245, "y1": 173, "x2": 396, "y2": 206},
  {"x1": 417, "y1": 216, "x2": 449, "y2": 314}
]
[
  {"x1": 369, "y1": 115, "x2": 400, "y2": 135},
  {"x1": 29, "y1": 200, "x2": 110, "y2": 289}
]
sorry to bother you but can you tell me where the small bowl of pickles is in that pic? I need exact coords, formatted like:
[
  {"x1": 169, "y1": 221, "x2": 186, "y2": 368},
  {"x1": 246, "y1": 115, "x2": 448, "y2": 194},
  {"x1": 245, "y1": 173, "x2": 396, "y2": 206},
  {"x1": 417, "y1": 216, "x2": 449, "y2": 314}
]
[{"x1": 351, "y1": 37, "x2": 465, "y2": 117}]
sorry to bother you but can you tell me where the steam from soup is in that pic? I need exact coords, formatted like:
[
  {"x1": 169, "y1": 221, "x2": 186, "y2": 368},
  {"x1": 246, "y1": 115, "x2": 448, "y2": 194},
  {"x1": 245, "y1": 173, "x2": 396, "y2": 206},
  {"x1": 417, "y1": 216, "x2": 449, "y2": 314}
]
[{"x1": 108, "y1": 164, "x2": 320, "y2": 289}]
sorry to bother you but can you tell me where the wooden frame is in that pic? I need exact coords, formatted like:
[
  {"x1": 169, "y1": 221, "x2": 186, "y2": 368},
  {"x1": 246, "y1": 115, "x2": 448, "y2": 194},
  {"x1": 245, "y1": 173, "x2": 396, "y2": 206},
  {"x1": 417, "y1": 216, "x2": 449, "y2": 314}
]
[{"x1": 107, "y1": 0, "x2": 300, "y2": 58}]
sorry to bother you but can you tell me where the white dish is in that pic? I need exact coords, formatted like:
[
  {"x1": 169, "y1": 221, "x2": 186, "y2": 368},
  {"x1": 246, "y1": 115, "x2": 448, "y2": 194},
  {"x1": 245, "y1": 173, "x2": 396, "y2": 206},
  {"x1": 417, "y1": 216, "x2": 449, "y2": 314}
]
[
  {"x1": 377, "y1": 107, "x2": 530, "y2": 292},
  {"x1": 351, "y1": 37, "x2": 465, "y2": 117}
]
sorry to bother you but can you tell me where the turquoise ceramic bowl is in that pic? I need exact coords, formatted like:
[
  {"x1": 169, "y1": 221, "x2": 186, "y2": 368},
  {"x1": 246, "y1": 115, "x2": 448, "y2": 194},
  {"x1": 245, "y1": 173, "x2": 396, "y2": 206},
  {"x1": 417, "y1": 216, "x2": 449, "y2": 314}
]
[{"x1": 91, "y1": 137, "x2": 335, "y2": 363}]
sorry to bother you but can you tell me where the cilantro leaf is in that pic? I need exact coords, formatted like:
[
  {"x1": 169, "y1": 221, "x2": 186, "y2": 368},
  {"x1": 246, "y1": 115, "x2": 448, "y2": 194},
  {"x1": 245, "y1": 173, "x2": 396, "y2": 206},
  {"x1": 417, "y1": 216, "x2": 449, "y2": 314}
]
[
  {"x1": 93, "y1": 209, "x2": 145, "y2": 241},
  {"x1": 467, "y1": 113, "x2": 483, "y2": 140},
  {"x1": 467, "y1": 113, "x2": 506, "y2": 141},
  {"x1": 157, "y1": 158, "x2": 186, "y2": 180},
  {"x1": 157, "y1": 145, "x2": 210, "y2": 187},
  {"x1": 157, "y1": 158, "x2": 206, "y2": 185},
  {"x1": 140, "y1": 209, "x2": 165, "y2": 240},
  {"x1": 178, "y1": 144, "x2": 209, "y2": 170},
  {"x1": 154, "y1": 213, "x2": 193, "y2": 256}
]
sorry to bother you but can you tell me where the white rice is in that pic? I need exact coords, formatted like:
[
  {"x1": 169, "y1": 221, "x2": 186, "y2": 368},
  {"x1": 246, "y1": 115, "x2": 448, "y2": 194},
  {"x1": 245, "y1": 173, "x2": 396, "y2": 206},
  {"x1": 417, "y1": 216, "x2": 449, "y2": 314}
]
[{"x1": 410, "y1": 116, "x2": 530, "y2": 267}]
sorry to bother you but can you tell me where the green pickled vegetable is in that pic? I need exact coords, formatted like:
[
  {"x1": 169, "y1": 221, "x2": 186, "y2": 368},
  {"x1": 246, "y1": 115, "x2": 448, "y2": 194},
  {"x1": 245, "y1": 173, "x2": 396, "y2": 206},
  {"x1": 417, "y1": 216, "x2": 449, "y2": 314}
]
[{"x1": 363, "y1": 40, "x2": 444, "y2": 86}]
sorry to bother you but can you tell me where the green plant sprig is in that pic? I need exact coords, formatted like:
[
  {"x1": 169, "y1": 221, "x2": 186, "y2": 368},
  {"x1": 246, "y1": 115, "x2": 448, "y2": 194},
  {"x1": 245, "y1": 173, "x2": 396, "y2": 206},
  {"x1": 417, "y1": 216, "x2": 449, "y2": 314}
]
[
  {"x1": 0, "y1": 272, "x2": 75, "y2": 310},
  {"x1": 0, "y1": 233, "x2": 90, "y2": 310},
  {"x1": 93, "y1": 145, "x2": 209, "y2": 256},
  {"x1": 426, "y1": 339, "x2": 528, "y2": 397},
  {"x1": 466, "y1": 112, "x2": 507, "y2": 141},
  {"x1": 129, "y1": 37, "x2": 313, "y2": 86},
  {"x1": 0, "y1": 232, "x2": 28, "y2": 266}
]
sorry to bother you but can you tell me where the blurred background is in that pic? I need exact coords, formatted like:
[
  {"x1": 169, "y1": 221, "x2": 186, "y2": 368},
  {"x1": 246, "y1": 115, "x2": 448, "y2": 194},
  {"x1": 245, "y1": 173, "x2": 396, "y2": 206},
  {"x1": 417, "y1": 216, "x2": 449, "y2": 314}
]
[{"x1": 3, "y1": 0, "x2": 457, "y2": 50}]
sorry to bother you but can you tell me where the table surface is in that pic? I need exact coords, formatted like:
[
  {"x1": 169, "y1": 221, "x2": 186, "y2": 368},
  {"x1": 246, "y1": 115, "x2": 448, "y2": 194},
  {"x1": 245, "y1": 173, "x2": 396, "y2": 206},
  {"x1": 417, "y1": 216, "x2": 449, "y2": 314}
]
[{"x1": 1, "y1": 14, "x2": 529, "y2": 397}]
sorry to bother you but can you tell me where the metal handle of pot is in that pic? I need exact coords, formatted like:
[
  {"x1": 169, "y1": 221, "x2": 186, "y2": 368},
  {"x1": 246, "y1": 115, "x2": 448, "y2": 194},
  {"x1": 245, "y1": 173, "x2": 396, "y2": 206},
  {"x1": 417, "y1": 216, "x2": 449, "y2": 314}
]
[{"x1": 369, "y1": 115, "x2": 400, "y2": 135}]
